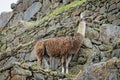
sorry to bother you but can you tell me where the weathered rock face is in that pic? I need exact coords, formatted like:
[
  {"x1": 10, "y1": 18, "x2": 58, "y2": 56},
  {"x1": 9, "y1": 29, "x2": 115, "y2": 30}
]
[
  {"x1": 24, "y1": 2, "x2": 42, "y2": 21},
  {"x1": 74, "y1": 58, "x2": 120, "y2": 80},
  {"x1": 100, "y1": 24, "x2": 120, "y2": 44},
  {"x1": 0, "y1": 0, "x2": 120, "y2": 80},
  {"x1": 112, "y1": 49, "x2": 120, "y2": 58},
  {"x1": 0, "y1": 12, "x2": 13, "y2": 28}
]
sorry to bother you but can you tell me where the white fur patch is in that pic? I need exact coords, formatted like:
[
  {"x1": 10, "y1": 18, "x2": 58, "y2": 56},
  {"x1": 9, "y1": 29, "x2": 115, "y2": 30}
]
[{"x1": 77, "y1": 21, "x2": 86, "y2": 37}]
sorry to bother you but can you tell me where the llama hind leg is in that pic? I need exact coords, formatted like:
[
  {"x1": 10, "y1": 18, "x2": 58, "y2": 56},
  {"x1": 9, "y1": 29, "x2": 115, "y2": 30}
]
[
  {"x1": 43, "y1": 57, "x2": 49, "y2": 71},
  {"x1": 66, "y1": 55, "x2": 72, "y2": 74}
]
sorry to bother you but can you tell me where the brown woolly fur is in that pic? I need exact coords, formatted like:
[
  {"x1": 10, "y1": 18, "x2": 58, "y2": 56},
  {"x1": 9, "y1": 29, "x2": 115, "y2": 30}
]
[
  {"x1": 34, "y1": 33, "x2": 83, "y2": 71},
  {"x1": 45, "y1": 33, "x2": 83, "y2": 57},
  {"x1": 34, "y1": 40, "x2": 45, "y2": 65}
]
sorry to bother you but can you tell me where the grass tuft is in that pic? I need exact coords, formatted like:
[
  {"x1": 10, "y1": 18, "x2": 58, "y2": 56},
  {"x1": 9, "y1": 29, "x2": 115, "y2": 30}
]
[{"x1": 29, "y1": 0, "x2": 86, "y2": 28}]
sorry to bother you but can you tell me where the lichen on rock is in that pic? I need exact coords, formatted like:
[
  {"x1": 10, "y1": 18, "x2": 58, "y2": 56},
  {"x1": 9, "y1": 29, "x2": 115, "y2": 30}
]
[{"x1": 0, "y1": 0, "x2": 120, "y2": 80}]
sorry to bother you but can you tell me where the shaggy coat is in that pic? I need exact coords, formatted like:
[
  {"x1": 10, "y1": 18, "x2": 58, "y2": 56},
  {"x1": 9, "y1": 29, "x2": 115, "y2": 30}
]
[{"x1": 34, "y1": 33, "x2": 83, "y2": 74}]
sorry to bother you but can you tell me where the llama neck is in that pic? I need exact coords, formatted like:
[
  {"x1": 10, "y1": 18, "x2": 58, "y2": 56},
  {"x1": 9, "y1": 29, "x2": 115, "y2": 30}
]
[{"x1": 77, "y1": 21, "x2": 86, "y2": 37}]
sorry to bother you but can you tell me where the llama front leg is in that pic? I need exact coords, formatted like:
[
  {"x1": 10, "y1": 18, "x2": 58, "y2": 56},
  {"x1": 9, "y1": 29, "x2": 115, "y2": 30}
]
[
  {"x1": 66, "y1": 55, "x2": 72, "y2": 74},
  {"x1": 50, "y1": 56, "x2": 55, "y2": 70},
  {"x1": 50, "y1": 56, "x2": 58, "y2": 70},
  {"x1": 61, "y1": 56, "x2": 65, "y2": 74}
]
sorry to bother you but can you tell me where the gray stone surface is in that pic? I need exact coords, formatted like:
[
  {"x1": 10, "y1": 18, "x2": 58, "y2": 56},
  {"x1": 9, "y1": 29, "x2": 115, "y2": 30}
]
[
  {"x1": 99, "y1": 44, "x2": 113, "y2": 51},
  {"x1": 83, "y1": 38, "x2": 93, "y2": 48},
  {"x1": 100, "y1": 6, "x2": 106, "y2": 14},
  {"x1": 0, "y1": 12, "x2": 13, "y2": 28},
  {"x1": 112, "y1": 19, "x2": 120, "y2": 26},
  {"x1": 24, "y1": 2, "x2": 42, "y2": 21},
  {"x1": 91, "y1": 40, "x2": 102, "y2": 45},
  {"x1": 6, "y1": 33, "x2": 15, "y2": 42},
  {"x1": 24, "y1": 50, "x2": 36, "y2": 61},
  {"x1": 28, "y1": 50, "x2": 36, "y2": 61},
  {"x1": 116, "y1": 12, "x2": 120, "y2": 19},
  {"x1": 17, "y1": 53, "x2": 26, "y2": 61},
  {"x1": 16, "y1": 3, "x2": 24, "y2": 12},
  {"x1": 111, "y1": 9, "x2": 119, "y2": 14},
  {"x1": 117, "y1": 2, "x2": 120, "y2": 9},
  {"x1": 34, "y1": 73, "x2": 45, "y2": 80},
  {"x1": 0, "y1": 71, "x2": 9, "y2": 80},
  {"x1": 112, "y1": 49, "x2": 120, "y2": 58},
  {"x1": 76, "y1": 58, "x2": 119, "y2": 80},
  {"x1": 108, "y1": 3, "x2": 116, "y2": 11},
  {"x1": 86, "y1": 27, "x2": 99, "y2": 40},
  {"x1": 61, "y1": 17, "x2": 75, "y2": 27},
  {"x1": 100, "y1": 24, "x2": 120, "y2": 44},
  {"x1": 14, "y1": 12, "x2": 23, "y2": 20},
  {"x1": 79, "y1": 48, "x2": 93, "y2": 63},
  {"x1": 41, "y1": 0, "x2": 51, "y2": 14},
  {"x1": 107, "y1": 14, "x2": 116, "y2": 22},
  {"x1": 13, "y1": 66, "x2": 32, "y2": 76},
  {"x1": 4, "y1": 57, "x2": 17, "y2": 66}
]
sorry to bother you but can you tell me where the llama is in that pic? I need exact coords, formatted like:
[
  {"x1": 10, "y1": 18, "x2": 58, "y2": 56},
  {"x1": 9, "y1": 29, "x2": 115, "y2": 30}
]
[{"x1": 34, "y1": 11, "x2": 92, "y2": 74}]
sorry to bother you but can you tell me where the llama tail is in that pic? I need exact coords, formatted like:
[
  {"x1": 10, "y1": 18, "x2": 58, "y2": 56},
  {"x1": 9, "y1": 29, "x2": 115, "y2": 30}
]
[{"x1": 34, "y1": 41, "x2": 45, "y2": 67}]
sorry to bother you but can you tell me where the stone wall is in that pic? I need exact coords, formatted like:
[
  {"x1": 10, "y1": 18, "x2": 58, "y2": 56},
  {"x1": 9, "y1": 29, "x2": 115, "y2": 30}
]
[
  {"x1": 0, "y1": 0, "x2": 75, "y2": 28},
  {"x1": 0, "y1": 0, "x2": 120, "y2": 80}
]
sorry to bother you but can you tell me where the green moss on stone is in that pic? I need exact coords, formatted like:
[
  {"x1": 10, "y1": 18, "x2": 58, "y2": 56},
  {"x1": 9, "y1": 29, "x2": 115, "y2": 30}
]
[
  {"x1": 29, "y1": 0, "x2": 86, "y2": 28},
  {"x1": 104, "y1": 44, "x2": 113, "y2": 52},
  {"x1": 116, "y1": 13, "x2": 120, "y2": 19}
]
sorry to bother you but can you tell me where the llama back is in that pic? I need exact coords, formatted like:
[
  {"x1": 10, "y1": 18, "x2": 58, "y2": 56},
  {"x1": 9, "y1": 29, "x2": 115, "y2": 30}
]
[{"x1": 44, "y1": 37, "x2": 73, "y2": 57}]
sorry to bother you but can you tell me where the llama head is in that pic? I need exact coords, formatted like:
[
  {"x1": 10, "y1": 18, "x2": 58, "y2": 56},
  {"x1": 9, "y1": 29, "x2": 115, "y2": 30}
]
[
  {"x1": 80, "y1": 10, "x2": 92, "y2": 23},
  {"x1": 77, "y1": 11, "x2": 92, "y2": 36}
]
